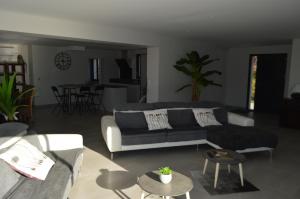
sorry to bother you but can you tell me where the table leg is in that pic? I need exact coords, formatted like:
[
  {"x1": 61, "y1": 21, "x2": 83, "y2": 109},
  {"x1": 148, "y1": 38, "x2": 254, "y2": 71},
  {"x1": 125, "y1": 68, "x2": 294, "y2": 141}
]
[
  {"x1": 140, "y1": 191, "x2": 145, "y2": 199},
  {"x1": 239, "y1": 163, "x2": 244, "y2": 187},
  {"x1": 214, "y1": 163, "x2": 220, "y2": 188},
  {"x1": 185, "y1": 192, "x2": 191, "y2": 199},
  {"x1": 68, "y1": 88, "x2": 71, "y2": 112},
  {"x1": 203, "y1": 158, "x2": 208, "y2": 174},
  {"x1": 228, "y1": 164, "x2": 231, "y2": 173}
]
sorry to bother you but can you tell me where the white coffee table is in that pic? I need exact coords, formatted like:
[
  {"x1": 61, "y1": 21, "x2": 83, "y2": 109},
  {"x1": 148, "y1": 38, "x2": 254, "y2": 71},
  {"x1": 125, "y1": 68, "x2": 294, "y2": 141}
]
[{"x1": 138, "y1": 170, "x2": 193, "y2": 199}]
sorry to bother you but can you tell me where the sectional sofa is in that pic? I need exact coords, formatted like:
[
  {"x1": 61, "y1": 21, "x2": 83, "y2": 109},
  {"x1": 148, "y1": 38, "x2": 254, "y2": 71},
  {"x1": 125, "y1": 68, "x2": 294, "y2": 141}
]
[{"x1": 101, "y1": 102, "x2": 278, "y2": 159}]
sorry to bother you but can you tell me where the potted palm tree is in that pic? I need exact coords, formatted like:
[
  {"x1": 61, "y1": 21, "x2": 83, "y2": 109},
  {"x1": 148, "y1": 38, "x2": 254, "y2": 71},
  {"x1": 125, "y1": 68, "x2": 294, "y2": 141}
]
[
  {"x1": 174, "y1": 51, "x2": 222, "y2": 101},
  {"x1": 0, "y1": 73, "x2": 33, "y2": 121}
]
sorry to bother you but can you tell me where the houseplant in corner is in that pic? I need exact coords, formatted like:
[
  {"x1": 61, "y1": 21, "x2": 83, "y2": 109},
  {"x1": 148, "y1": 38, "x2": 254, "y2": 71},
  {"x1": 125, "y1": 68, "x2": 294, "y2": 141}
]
[
  {"x1": 159, "y1": 167, "x2": 173, "y2": 184},
  {"x1": 0, "y1": 73, "x2": 33, "y2": 121},
  {"x1": 174, "y1": 51, "x2": 222, "y2": 101}
]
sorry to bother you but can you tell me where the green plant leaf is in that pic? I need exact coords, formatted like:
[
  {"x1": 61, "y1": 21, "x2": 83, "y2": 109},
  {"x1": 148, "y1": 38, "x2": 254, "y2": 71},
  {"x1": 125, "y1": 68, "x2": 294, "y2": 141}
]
[
  {"x1": 202, "y1": 70, "x2": 222, "y2": 77},
  {"x1": 6, "y1": 73, "x2": 16, "y2": 105},
  {"x1": 13, "y1": 87, "x2": 35, "y2": 104},
  {"x1": 198, "y1": 54, "x2": 210, "y2": 62},
  {"x1": 174, "y1": 65, "x2": 193, "y2": 76},
  {"x1": 176, "y1": 58, "x2": 189, "y2": 65},
  {"x1": 201, "y1": 58, "x2": 220, "y2": 66},
  {"x1": 176, "y1": 84, "x2": 192, "y2": 92}
]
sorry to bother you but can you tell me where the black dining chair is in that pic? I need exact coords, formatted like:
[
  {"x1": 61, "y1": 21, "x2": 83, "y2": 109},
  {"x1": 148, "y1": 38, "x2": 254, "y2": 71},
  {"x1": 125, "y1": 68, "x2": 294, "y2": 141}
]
[
  {"x1": 90, "y1": 85, "x2": 105, "y2": 111},
  {"x1": 74, "y1": 86, "x2": 92, "y2": 112},
  {"x1": 51, "y1": 86, "x2": 66, "y2": 112}
]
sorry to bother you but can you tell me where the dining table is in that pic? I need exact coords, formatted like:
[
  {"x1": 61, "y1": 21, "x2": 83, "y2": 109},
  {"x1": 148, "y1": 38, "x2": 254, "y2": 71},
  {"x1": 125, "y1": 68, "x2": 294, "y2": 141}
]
[{"x1": 58, "y1": 84, "x2": 83, "y2": 112}]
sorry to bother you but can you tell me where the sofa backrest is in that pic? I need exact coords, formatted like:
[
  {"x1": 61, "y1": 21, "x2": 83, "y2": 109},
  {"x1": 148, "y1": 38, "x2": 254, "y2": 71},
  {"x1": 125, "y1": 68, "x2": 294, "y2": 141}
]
[
  {"x1": 114, "y1": 101, "x2": 224, "y2": 112},
  {"x1": 114, "y1": 101, "x2": 228, "y2": 130}
]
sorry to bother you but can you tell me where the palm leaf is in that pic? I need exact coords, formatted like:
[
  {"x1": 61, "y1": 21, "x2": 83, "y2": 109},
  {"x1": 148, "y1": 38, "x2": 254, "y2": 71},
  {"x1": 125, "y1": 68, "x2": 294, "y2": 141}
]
[
  {"x1": 176, "y1": 84, "x2": 192, "y2": 92},
  {"x1": 202, "y1": 79, "x2": 222, "y2": 87},
  {"x1": 199, "y1": 54, "x2": 210, "y2": 63},
  {"x1": 201, "y1": 58, "x2": 220, "y2": 66},
  {"x1": 202, "y1": 70, "x2": 222, "y2": 77},
  {"x1": 176, "y1": 58, "x2": 189, "y2": 65},
  {"x1": 174, "y1": 65, "x2": 193, "y2": 76},
  {"x1": 0, "y1": 101, "x2": 10, "y2": 114},
  {"x1": 13, "y1": 87, "x2": 35, "y2": 104},
  {"x1": 6, "y1": 73, "x2": 16, "y2": 105}
]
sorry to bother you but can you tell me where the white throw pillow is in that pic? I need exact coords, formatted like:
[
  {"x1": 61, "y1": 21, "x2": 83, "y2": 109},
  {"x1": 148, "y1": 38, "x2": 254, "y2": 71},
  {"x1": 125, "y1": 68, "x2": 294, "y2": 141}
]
[
  {"x1": 192, "y1": 108, "x2": 222, "y2": 127},
  {"x1": 144, "y1": 109, "x2": 172, "y2": 130},
  {"x1": 0, "y1": 139, "x2": 55, "y2": 180}
]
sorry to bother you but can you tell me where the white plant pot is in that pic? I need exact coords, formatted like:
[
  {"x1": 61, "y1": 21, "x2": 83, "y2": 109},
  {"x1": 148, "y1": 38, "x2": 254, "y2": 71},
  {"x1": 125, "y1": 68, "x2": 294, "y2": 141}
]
[{"x1": 160, "y1": 174, "x2": 172, "y2": 184}]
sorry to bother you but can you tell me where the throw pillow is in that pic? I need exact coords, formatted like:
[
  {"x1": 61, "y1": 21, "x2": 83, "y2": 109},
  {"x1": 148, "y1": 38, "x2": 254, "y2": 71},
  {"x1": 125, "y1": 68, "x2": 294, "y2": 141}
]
[
  {"x1": 213, "y1": 107, "x2": 228, "y2": 124},
  {"x1": 0, "y1": 139, "x2": 55, "y2": 180},
  {"x1": 192, "y1": 108, "x2": 222, "y2": 127},
  {"x1": 167, "y1": 109, "x2": 198, "y2": 128},
  {"x1": 115, "y1": 111, "x2": 148, "y2": 130},
  {"x1": 144, "y1": 109, "x2": 172, "y2": 130}
]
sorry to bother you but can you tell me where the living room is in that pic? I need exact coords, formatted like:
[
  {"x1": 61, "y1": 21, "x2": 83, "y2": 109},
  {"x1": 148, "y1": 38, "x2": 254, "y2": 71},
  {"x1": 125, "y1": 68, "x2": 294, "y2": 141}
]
[{"x1": 1, "y1": 1, "x2": 300, "y2": 199}]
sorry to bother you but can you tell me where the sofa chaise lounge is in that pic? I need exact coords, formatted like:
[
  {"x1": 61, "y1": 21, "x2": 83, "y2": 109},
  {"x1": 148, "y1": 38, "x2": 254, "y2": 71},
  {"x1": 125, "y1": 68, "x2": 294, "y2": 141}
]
[{"x1": 101, "y1": 102, "x2": 278, "y2": 159}]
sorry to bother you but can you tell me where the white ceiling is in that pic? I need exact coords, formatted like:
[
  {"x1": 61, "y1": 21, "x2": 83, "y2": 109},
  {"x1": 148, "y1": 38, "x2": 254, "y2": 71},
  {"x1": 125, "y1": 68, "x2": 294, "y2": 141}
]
[{"x1": 0, "y1": 0, "x2": 299, "y2": 46}]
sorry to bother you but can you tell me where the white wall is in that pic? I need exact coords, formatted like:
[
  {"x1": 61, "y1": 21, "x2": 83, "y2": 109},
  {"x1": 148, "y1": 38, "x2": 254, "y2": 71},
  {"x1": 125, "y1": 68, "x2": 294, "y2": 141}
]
[
  {"x1": 288, "y1": 39, "x2": 300, "y2": 95},
  {"x1": 225, "y1": 45, "x2": 292, "y2": 108},
  {"x1": 32, "y1": 45, "x2": 121, "y2": 105},
  {"x1": 147, "y1": 47, "x2": 160, "y2": 102},
  {"x1": 0, "y1": 10, "x2": 226, "y2": 103}
]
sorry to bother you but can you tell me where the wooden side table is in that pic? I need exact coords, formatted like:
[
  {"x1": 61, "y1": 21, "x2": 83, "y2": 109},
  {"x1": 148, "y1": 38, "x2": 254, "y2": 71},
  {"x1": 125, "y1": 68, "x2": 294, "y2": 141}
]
[
  {"x1": 203, "y1": 149, "x2": 246, "y2": 188},
  {"x1": 138, "y1": 170, "x2": 193, "y2": 199}
]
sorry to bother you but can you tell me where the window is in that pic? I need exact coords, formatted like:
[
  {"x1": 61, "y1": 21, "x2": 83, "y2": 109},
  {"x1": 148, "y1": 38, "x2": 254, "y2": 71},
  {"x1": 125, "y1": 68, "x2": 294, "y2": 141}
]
[{"x1": 89, "y1": 58, "x2": 102, "y2": 82}]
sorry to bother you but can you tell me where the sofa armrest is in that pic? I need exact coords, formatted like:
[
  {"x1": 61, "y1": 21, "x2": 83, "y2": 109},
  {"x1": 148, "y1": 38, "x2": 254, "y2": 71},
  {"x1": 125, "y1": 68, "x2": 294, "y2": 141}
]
[
  {"x1": 228, "y1": 112, "x2": 254, "y2": 126},
  {"x1": 101, "y1": 115, "x2": 122, "y2": 152},
  {"x1": 23, "y1": 134, "x2": 83, "y2": 152}
]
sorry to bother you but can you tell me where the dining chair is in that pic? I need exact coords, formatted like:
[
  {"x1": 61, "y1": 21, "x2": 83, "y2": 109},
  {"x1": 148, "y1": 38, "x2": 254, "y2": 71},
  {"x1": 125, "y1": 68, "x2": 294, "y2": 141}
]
[
  {"x1": 74, "y1": 86, "x2": 92, "y2": 112},
  {"x1": 90, "y1": 85, "x2": 105, "y2": 111},
  {"x1": 51, "y1": 86, "x2": 66, "y2": 112}
]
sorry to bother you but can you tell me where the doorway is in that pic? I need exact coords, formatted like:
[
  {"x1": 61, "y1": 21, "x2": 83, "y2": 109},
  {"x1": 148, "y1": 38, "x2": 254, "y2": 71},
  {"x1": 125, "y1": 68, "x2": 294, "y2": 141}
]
[{"x1": 247, "y1": 54, "x2": 287, "y2": 113}]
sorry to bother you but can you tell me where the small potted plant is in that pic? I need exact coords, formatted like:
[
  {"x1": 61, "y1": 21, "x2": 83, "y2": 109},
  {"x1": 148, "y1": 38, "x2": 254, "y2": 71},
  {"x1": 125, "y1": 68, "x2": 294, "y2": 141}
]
[{"x1": 159, "y1": 167, "x2": 173, "y2": 184}]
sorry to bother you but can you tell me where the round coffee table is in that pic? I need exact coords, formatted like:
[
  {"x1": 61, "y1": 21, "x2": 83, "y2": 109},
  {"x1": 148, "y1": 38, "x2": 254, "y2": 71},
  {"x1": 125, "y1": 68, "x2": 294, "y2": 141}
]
[
  {"x1": 203, "y1": 149, "x2": 246, "y2": 188},
  {"x1": 138, "y1": 170, "x2": 193, "y2": 199}
]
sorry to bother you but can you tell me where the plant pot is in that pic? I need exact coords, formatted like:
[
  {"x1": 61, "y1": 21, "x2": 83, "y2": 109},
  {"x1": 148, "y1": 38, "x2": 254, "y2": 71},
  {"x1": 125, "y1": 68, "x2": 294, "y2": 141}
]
[{"x1": 160, "y1": 174, "x2": 172, "y2": 184}]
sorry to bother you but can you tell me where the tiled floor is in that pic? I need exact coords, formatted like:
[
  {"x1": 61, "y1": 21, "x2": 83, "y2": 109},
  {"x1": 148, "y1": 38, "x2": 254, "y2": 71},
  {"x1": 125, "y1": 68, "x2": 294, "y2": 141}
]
[{"x1": 31, "y1": 106, "x2": 300, "y2": 199}]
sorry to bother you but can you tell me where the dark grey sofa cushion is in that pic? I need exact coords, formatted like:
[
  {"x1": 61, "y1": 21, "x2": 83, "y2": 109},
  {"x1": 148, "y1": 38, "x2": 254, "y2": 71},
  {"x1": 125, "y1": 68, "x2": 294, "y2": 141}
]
[
  {"x1": 167, "y1": 109, "x2": 198, "y2": 128},
  {"x1": 206, "y1": 124, "x2": 278, "y2": 150},
  {"x1": 167, "y1": 127, "x2": 207, "y2": 142},
  {"x1": 5, "y1": 149, "x2": 83, "y2": 199},
  {"x1": 115, "y1": 112, "x2": 148, "y2": 130},
  {"x1": 153, "y1": 101, "x2": 223, "y2": 109},
  {"x1": 213, "y1": 108, "x2": 228, "y2": 124},
  {"x1": 121, "y1": 129, "x2": 167, "y2": 145},
  {"x1": 0, "y1": 160, "x2": 22, "y2": 199},
  {"x1": 114, "y1": 103, "x2": 154, "y2": 111}
]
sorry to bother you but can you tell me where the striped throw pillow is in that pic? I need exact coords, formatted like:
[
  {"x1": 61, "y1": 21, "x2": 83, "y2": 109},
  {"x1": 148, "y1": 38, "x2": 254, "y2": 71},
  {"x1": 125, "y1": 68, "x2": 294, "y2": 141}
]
[{"x1": 144, "y1": 109, "x2": 172, "y2": 130}]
